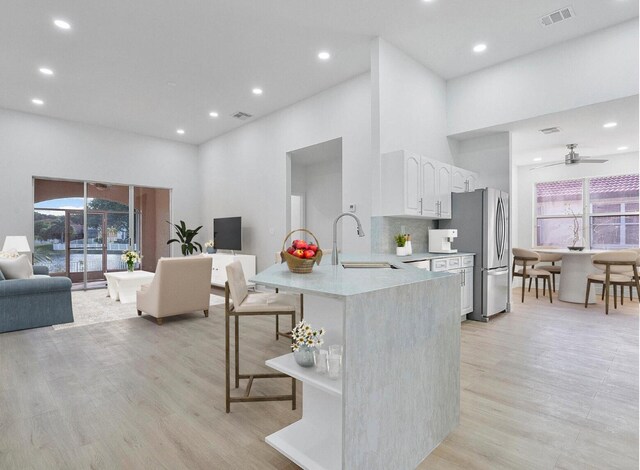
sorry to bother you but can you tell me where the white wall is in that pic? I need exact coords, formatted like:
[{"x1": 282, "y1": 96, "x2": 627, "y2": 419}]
[
  {"x1": 291, "y1": 157, "x2": 342, "y2": 249},
  {"x1": 513, "y1": 151, "x2": 639, "y2": 249},
  {"x1": 198, "y1": 73, "x2": 371, "y2": 272},
  {"x1": 0, "y1": 108, "x2": 200, "y2": 253},
  {"x1": 447, "y1": 20, "x2": 639, "y2": 136},
  {"x1": 371, "y1": 38, "x2": 453, "y2": 214},
  {"x1": 452, "y1": 132, "x2": 511, "y2": 192}
]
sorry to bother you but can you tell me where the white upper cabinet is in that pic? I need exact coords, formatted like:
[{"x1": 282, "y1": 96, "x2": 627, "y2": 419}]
[
  {"x1": 437, "y1": 164, "x2": 452, "y2": 218},
  {"x1": 405, "y1": 153, "x2": 421, "y2": 216},
  {"x1": 380, "y1": 150, "x2": 452, "y2": 219},
  {"x1": 420, "y1": 158, "x2": 438, "y2": 217},
  {"x1": 451, "y1": 166, "x2": 479, "y2": 193}
]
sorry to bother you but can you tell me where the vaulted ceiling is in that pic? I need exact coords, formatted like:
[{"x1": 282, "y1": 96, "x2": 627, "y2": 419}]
[{"x1": 1, "y1": 0, "x2": 637, "y2": 144}]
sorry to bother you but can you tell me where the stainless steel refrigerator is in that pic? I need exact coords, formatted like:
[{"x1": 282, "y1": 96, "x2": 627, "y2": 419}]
[{"x1": 440, "y1": 188, "x2": 509, "y2": 322}]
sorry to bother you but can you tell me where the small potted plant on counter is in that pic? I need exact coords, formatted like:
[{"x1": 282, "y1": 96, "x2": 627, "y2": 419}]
[
  {"x1": 204, "y1": 239, "x2": 216, "y2": 254},
  {"x1": 394, "y1": 233, "x2": 407, "y2": 256}
]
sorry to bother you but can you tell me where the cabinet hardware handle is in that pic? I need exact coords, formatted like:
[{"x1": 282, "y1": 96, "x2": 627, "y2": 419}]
[{"x1": 420, "y1": 197, "x2": 423, "y2": 215}]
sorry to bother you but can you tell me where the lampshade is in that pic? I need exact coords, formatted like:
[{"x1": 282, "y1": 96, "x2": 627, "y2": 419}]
[{"x1": 2, "y1": 236, "x2": 31, "y2": 253}]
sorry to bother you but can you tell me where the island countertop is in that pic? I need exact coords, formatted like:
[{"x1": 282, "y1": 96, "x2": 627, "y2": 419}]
[{"x1": 250, "y1": 253, "x2": 453, "y2": 298}]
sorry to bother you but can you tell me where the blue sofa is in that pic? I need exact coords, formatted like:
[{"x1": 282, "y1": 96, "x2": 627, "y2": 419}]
[{"x1": 0, "y1": 266, "x2": 74, "y2": 333}]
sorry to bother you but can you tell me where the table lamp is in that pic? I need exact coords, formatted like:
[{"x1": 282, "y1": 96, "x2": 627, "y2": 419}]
[{"x1": 2, "y1": 236, "x2": 31, "y2": 254}]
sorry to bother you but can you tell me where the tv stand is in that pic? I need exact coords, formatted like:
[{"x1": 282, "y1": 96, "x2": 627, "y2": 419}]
[{"x1": 203, "y1": 253, "x2": 256, "y2": 287}]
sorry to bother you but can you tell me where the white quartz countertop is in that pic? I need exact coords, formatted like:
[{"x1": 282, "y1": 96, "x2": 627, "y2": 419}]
[
  {"x1": 380, "y1": 251, "x2": 476, "y2": 262},
  {"x1": 251, "y1": 253, "x2": 454, "y2": 298}
]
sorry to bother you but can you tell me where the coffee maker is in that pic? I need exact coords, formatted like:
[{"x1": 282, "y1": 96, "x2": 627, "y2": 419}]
[{"x1": 428, "y1": 229, "x2": 458, "y2": 253}]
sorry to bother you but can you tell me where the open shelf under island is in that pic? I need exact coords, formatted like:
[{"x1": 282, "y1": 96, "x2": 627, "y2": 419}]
[{"x1": 251, "y1": 254, "x2": 461, "y2": 470}]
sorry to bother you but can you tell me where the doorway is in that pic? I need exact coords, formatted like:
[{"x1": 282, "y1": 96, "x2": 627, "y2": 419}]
[
  {"x1": 287, "y1": 138, "x2": 342, "y2": 249},
  {"x1": 33, "y1": 178, "x2": 170, "y2": 289}
]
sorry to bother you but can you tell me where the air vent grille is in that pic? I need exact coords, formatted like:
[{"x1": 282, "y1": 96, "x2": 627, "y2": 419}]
[
  {"x1": 540, "y1": 6, "x2": 575, "y2": 27},
  {"x1": 231, "y1": 111, "x2": 253, "y2": 120},
  {"x1": 539, "y1": 127, "x2": 561, "y2": 134}
]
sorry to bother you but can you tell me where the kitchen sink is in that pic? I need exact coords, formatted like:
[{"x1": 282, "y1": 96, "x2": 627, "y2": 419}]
[{"x1": 341, "y1": 262, "x2": 398, "y2": 269}]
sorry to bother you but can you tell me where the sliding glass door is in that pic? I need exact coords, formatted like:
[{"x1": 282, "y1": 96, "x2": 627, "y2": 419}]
[{"x1": 34, "y1": 178, "x2": 170, "y2": 289}]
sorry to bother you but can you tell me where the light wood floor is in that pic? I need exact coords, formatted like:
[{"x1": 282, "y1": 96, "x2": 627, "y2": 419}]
[{"x1": 0, "y1": 287, "x2": 637, "y2": 469}]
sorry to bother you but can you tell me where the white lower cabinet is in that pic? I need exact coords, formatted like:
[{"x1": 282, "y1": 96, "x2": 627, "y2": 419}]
[
  {"x1": 429, "y1": 255, "x2": 474, "y2": 318},
  {"x1": 202, "y1": 253, "x2": 256, "y2": 287},
  {"x1": 461, "y1": 267, "x2": 473, "y2": 315}
]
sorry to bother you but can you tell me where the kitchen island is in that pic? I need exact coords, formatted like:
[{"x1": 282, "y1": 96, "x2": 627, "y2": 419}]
[{"x1": 251, "y1": 255, "x2": 460, "y2": 470}]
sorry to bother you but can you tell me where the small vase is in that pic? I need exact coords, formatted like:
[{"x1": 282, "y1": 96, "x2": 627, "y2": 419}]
[
  {"x1": 293, "y1": 345, "x2": 317, "y2": 367},
  {"x1": 396, "y1": 246, "x2": 406, "y2": 256},
  {"x1": 206, "y1": 247, "x2": 215, "y2": 254},
  {"x1": 127, "y1": 262, "x2": 135, "y2": 272}
]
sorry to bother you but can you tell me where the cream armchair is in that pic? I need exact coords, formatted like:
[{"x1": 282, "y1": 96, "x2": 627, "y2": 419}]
[{"x1": 137, "y1": 256, "x2": 213, "y2": 324}]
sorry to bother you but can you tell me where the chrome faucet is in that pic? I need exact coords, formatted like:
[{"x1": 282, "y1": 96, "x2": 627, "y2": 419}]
[{"x1": 332, "y1": 212, "x2": 365, "y2": 265}]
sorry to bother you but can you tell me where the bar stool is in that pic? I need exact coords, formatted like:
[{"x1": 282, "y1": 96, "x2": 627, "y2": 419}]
[
  {"x1": 534, "y1": 246, "x2": 562, "y2": 292},
  {"x1": 225, "y1": 261, "x2": 299, "y2": 413},
  {"x1": 512, "y1": 248, "x2": 553, "y2": 303},
  {"x1": 272, "y1": 251, "x2": 304, "y2": 340},
  {"x1": 586, "y1": 250, "x2": 640, "y2": 314}
]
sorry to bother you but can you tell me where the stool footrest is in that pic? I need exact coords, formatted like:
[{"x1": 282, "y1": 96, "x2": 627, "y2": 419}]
[{"x1": 228, "y1": 394, "x2": 295, "y2": 404}]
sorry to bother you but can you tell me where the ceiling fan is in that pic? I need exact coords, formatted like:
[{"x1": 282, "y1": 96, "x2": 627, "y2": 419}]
[{"x1": 530, "y1": 144, "x2": 608, "y2": 170}]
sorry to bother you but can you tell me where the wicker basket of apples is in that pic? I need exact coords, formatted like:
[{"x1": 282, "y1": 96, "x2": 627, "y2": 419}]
[{"x1": 281, "y1": 229, "x2": 323, "y2": 274}]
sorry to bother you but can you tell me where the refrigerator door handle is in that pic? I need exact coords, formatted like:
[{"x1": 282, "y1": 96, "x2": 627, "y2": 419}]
[
  {"x1": 496, "y1": 196, "x2": 506, "y2": 262},
  {"x1": 495, "y1": 198, "x2": 502, "y2": 262}
]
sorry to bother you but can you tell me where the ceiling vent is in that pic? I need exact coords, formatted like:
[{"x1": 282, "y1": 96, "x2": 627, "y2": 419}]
[
  {"x1": 539, "y1": 127, "x2": 561, "y2": 134},
  {"x1": 231, "y1": 111, "x2": 253, "y2": 120},
  {"x1": 540, "y1": 6, "x2": 575, "y2": 27}
]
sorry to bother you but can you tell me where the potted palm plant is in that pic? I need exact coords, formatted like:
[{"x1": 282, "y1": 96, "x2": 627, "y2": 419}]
[{"x1": 167, "y1": 220, "x2": 203, "y2": 256}]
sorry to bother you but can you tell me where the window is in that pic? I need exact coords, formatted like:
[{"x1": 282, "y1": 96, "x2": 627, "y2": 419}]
[
  {"x1": 535, "y1": 174, "x2": 639, "y2": 249},
  {"x1": 589, "y1": 174, "x2": 639, "y2": 249}
]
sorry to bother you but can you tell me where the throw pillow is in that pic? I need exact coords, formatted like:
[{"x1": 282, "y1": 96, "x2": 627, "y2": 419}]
[{"x1": 0, "y1": 254, "x2": 33, "y2": 279}]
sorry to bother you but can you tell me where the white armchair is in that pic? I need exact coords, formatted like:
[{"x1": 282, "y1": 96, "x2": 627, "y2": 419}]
[{"x1": 137, "y1": 256, "x2": 213, "y2": 324}]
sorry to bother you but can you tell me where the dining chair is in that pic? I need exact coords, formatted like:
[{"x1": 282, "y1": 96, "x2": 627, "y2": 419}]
[
  {"x1": 512, "y1": 248, "x2": 553, "y2": 303},
  {"x1": 224, "y1": 261, "x2": 299, "y2": 412},
  {"x1": 533, "y1": 246, "x2": 562, "y2": 292},
  {"x1": 585, "y1": 250, "x2": 640, "y2": 315},
  {"x1": 615, "y1": 248, "x2": 640, "y2": 305}
]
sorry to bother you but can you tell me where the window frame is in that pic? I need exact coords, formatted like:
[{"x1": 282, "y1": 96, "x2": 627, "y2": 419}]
[{"x1": 533, "y1": 173, "x2": 639, "y2": 249}]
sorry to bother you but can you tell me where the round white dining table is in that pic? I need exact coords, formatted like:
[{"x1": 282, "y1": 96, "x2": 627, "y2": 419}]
[{"x1": 534, "y1": 248, "x2": 604, "y2": 304}]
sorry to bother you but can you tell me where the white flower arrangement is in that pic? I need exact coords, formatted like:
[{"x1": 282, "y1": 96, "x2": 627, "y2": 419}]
[
  {"x1": 121, "y1": 250, "x2": 141, "y2": 264},
  {"x1": 291, "y1": 320, "x2": 325, "y2": 352},
  {"x1": 204, "y1": 240, "x2": 215, "y2": 248}
]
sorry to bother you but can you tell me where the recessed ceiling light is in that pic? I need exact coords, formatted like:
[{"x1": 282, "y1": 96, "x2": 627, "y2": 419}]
[
  {"x1": 39, "y1": 67, "x2": 54, "y2": 76},
  {"x1": 473, "y1": 43, "x2": 487, "y2": 53},
  {"x1": 533, "y1": 157, "x2": 542, "y2": 162},
  {"x1": 31, "y1": 98, "x2": 44, "y2": 105},
  {"x1": 252, "y1": 88, "x2": 263, "y2": 95},
  {"x1": 617, "y1": 146, "x2": 628, "y2": 151},
  {"x1": 603, "y1": 122, "x2": 618, "y2": 128},
  {"x1": 318, "y1": 51, "x2": 331, "y2": 60},
  {"x1": 176, "y1": 129, "x2": 185, "y2": 135},
  {"x1": 209, "y1": 111, "x2": 219, "y2": 118},
  {"x1": 167, "y1": 81, "x2": 177, "y2": 87},
  {"x1": 53, "y1": 19, "x2": 71, "y2": 30}
]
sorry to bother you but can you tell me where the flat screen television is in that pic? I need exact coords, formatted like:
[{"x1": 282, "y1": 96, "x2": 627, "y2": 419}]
[{"x1": 214, "y1": 217, "x2": 242, "y2": 251}]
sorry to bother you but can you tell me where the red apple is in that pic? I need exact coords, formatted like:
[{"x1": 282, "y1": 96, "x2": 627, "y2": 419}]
[
  {"x1": 303, "y1": 249, "x2": 315, "y2": 259},
  {"x1": 307, "y1": 244, "x2": 318, "y2": 252},
  {"x1": 293, "y1": 249, "x2": 305, "y2": 258},
  {"x1": 286, "y1": 246, "x2": 296, "y2": 254},
  {"x1": 293, "y1": 240, "x2": 308, "y2": 250}
]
